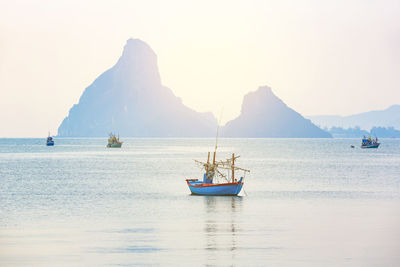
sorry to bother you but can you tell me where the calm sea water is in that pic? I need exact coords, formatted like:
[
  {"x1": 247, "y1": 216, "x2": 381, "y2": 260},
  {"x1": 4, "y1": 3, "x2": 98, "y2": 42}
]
[{"x1": 0, "y1": 138, "x2": 399, "y2": 266}]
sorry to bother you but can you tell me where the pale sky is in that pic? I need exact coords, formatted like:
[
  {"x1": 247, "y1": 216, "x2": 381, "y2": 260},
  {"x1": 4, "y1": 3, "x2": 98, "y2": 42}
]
[{"x1": 0, "y1": 0, "x2": 399, "y2": 137}]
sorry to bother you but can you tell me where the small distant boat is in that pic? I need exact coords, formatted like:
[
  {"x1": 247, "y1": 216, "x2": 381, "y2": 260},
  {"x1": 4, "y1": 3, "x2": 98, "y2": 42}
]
[
  {"x1": 361, "y1": 136, "x2": 380, "y2": 148},
  {"x1": 46, "y1": 133, "x2": 54, "y2": 146},
  {"x1": 107, "y1": 133, "x2": 123, "y2": 148}
]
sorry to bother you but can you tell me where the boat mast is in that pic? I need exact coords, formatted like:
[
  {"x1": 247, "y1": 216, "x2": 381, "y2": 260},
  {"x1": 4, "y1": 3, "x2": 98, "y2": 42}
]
[
  {"x1": 232, "y1": 153, "x2": 235, "y2": 183},
  {"x1": 212, "y1": 151, "x2": 216, "y2": 165},
  {"x1": 206, "y1": 152, "x2": 210, "y2": 174},
  {"x1": 214, "y1": 124, "x2": 219, "y2": 159},
  {"x1": 213, "y1": 109, "x2": 223, "y2": 165}
]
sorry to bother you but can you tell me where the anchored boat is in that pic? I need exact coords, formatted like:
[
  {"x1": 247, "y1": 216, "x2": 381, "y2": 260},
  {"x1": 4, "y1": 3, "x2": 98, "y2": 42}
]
[
  {"x1": 186, "y1": 120, "x2": 249, "y2": 195},
  {"x1": 186, "y1": 114, "x2": 250, "y2": 196},
  {"x1": 46, "y1": 132, "x2": 54, "y2": 146},
  {"x1": 107, "y1": 133, "x2": 123, "y2": 148},
  {"x1": 361, "y1": 136, "x2": 380, "y2": 148},
  {"x1": 186, "y1": 151, "x2": 249, "y2": 196}
]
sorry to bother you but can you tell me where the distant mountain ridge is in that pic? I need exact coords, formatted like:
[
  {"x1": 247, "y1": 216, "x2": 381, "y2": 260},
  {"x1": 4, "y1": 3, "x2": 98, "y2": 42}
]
[
  {"x1": 58, "y1": 38, "x2": 330, "y2": 138},
  {"x1": 307, "y1": 105, "x2": 400, "y2": 130},
  {"x1": 222, "y1": 86, "x2": 331, "y2": 138},
  {"x1": 328, "y1": 126, "x2": 400, "y2": 138}
]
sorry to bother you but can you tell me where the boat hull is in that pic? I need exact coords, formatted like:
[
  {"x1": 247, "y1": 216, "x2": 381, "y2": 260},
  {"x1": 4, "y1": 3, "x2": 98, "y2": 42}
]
[
  {"x1": 361, "y1": 143, "x2": 380, "y2": 148},
  {"x1": 46, "y1": 142, "x2": 54, "y2": 146},
  {"x1": 107, "y1": 143, "x2": 122, "y2": 148},
  {"x1": 186, "y1": 179, "x2": 243, "y2": 196}
]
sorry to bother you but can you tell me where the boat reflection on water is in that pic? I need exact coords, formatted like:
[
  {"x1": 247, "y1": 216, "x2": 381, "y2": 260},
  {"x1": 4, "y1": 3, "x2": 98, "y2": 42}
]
[{"x1": 203, "y1": 196, "x2": 243, "y2": 261}]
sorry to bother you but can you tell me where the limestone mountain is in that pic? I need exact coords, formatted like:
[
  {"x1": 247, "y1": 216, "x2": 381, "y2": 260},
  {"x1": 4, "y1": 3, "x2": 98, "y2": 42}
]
[
  {"x1": 58, "y1": 38, "x2": 217, "y2": 137},
  {"x1": 222, "y1": 86, "x2": 332, "y2": 138}
]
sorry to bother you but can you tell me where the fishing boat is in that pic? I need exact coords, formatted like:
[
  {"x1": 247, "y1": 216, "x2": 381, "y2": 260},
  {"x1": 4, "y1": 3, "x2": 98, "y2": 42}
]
[
  {"x1": 186, "y1": 151, "x2": 249, "y2": 196},
  {"x1": 361, "y1": 136, "x2": 380, "y2": 148},
  {"x1": 46, "y1": 133, "x2": 54, "y2": 146},
  {"x1": 107, "y1": 133, "x2": 123, "y2": 148},
  {"x1": 186, "y1": 121, "x2": 249, "y2": 195}
]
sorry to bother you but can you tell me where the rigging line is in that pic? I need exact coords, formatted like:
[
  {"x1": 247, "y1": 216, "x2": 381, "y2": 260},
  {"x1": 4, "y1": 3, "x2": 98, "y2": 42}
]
[
  {"x1": 216, "y1": 169, "x2": 230, "y2": 183},
  {"x1": 243, "y1": 188, "x2": 248, "y2": 196},
  {"x1": 214, "y1": 108, "x2": 224, "y2": 154},
  {"x1": 242, "y1": 172, "x2": 248, "y2": 196}
]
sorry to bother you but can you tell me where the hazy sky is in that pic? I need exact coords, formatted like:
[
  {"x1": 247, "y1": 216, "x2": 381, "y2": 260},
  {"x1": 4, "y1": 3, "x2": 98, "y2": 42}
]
[{"x1": 1, "y1": 0, "x2": 399, "y2": 137}]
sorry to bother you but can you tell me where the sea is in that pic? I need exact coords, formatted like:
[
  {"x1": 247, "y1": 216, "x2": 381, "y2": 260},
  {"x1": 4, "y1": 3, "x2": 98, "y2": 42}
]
[{"x1": 0, "y1": 138, "x2": 399, "y2": 266}]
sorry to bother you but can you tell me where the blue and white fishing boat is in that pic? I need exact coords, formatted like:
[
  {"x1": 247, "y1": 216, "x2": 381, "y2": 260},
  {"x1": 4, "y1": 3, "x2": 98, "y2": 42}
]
[
  {"x1": 186, "y1": 152, "x2": 249, "y2": 196},
  {"x1": 361, "y1": 136, "x2": 380, "y2": 148},
  {"x1": 46, "y1": 132, "x2": 54, "y2": 146},
  {"x1": 186, "y1": 117, "x2": 250, "y2": 196},
  {"x1": 186, "y1": 120, "x2": 250, "y2": 198}
]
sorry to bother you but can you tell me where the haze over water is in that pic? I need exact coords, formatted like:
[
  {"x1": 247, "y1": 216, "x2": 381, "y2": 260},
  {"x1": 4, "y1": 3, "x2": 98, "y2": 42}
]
[{"x1": 1, "y1": 138, "x2": 399, "y2": 266}]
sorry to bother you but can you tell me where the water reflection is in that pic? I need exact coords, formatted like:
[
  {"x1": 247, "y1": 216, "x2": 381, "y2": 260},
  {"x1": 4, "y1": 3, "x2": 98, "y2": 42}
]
[{"x1": 203, "y1": 196, "x2": 243, "y2": 262}]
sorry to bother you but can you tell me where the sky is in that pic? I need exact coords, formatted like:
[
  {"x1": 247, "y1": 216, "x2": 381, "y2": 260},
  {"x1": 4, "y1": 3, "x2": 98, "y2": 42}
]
[{"x1": 0, "y1": 0, "x2": 399, "y2": 137}]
